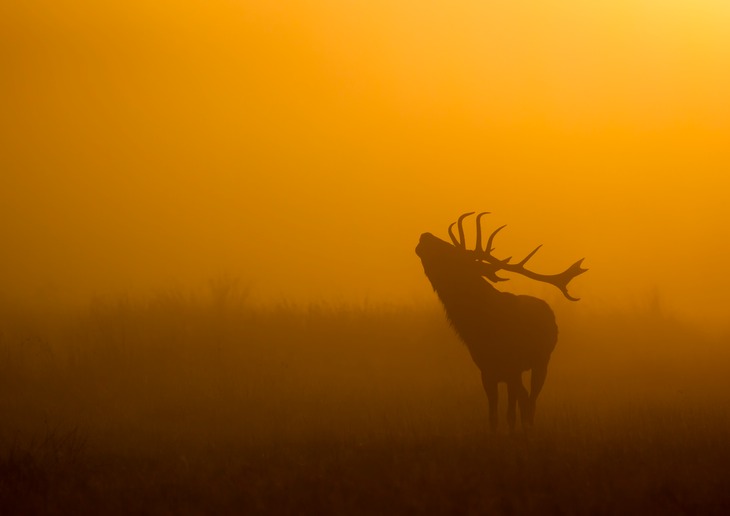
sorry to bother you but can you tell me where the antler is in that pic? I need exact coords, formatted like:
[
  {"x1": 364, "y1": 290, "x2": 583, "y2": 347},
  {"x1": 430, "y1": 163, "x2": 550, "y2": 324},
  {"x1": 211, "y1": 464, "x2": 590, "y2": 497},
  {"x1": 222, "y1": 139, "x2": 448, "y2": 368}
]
[
  {"x1": 448, "y1": 212, "x2": 474, "y2": 248},
  {"x1": 452, "y1": 212, "x2": 588, "y2": 301}
]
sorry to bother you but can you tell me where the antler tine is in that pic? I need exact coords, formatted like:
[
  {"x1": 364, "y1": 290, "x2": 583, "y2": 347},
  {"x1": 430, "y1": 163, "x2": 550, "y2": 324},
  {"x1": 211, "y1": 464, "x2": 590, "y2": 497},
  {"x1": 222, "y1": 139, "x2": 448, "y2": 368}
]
[
  {"x1": 447, "y1": 222, "x2": 459, "y2": 246},
  {"x1": 485, "y1": 224, "x2": 507, "y2": 254},
  {"x1": 555, "y1": 258, "x2": 588, "y2": 301},
  {"x1": 474, "y1": 212, "x2": 490, "y2": 253},
  {"x1": 453, "y1": 212, "x2": 475, "y2": 249},
  {"x1": 517, "y1": 244, "x2": 543, "y2": 266}
]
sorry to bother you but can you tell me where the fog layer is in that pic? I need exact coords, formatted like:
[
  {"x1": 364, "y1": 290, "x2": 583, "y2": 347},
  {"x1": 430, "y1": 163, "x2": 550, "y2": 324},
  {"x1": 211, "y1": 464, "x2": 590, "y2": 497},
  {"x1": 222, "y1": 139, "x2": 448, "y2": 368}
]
[{"x1": 2, "y1": 1, "x2": 730, "y2": 324}]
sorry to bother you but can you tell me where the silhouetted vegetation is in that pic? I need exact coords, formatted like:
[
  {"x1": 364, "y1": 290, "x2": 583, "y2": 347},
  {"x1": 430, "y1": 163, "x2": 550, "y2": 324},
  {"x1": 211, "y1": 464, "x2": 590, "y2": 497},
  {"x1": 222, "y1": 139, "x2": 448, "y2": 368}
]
[{"x1": 1, "y1": 288, "x2": 729, "y2": 514}]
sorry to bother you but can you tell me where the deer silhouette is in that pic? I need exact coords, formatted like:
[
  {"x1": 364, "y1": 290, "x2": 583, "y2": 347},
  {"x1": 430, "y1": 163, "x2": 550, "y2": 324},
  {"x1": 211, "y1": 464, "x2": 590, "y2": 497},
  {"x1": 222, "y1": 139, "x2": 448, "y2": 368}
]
[{"x1": 416, "y1": 212, "x2": 587, "y2": 433}]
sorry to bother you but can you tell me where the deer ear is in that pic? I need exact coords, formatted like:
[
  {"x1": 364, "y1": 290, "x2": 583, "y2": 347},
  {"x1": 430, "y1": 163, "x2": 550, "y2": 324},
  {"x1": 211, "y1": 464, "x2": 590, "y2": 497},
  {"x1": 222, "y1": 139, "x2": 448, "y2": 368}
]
[{"x1": 477, "y1": 262, "x2": 509, "y2": 283}]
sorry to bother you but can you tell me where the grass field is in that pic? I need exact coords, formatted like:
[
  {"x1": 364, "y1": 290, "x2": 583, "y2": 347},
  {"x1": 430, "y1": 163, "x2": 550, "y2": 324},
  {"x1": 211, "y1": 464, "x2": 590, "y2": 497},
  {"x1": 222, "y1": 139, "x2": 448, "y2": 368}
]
[{"x1": 1, "y1": 288, "x2": 729, "y2": 514}]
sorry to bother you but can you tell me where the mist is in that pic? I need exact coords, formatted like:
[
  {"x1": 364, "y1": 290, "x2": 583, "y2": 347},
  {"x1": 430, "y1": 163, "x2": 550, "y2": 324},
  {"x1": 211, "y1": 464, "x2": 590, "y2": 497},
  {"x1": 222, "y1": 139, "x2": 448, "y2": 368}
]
[
  {"x1": 2, "y1": 1, "x2": 730, "y2": 513},
  {"x1": 3, "y1": 1, "x2": 730, "y2": 324}
]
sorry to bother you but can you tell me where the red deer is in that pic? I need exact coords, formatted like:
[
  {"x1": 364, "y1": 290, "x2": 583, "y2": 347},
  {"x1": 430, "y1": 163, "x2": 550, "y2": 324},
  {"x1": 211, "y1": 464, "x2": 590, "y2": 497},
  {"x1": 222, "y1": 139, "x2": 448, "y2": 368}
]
[{"x1": 416, "y1": 212, "x2": 586, "y2": 433}]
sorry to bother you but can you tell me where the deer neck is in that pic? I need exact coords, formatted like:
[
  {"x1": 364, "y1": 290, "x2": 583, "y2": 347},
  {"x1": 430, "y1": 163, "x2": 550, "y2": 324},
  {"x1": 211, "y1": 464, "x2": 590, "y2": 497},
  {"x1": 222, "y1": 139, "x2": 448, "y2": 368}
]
[{"x1": 434, "y1": 277, "x2": 502, "y2": 325}]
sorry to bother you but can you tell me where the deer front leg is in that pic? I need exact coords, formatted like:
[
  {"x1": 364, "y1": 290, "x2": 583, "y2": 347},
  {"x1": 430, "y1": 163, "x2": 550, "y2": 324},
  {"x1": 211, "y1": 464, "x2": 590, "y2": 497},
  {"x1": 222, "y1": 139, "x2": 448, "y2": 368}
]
[{"x1": 481, "y1": 372, "x2": 498, "y2": 433}]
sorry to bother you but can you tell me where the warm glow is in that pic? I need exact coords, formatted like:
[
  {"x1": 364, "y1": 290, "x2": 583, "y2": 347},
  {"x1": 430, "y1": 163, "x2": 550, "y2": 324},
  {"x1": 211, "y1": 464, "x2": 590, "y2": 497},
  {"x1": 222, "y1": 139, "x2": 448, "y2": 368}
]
[
  {"x1": 2, "y1": 0, "x2": 730, "y2": 324},
  {"x1": 4, "y1": 3, "x2": 730, "y2": 512}
]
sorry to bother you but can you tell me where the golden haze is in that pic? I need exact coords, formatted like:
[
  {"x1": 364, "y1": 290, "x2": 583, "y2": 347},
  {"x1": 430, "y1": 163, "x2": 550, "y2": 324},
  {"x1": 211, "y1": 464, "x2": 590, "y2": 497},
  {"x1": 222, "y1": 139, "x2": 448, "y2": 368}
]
[{"x1": 2, "y1": 1, "x2": 730, "y2": 324}]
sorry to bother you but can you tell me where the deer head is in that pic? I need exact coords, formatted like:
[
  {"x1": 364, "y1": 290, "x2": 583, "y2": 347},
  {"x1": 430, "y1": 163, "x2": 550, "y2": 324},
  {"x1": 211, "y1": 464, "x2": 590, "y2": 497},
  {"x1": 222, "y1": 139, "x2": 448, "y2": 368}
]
[{"x1": 416, "y1": 212, "x2": 587, "y2": 301}]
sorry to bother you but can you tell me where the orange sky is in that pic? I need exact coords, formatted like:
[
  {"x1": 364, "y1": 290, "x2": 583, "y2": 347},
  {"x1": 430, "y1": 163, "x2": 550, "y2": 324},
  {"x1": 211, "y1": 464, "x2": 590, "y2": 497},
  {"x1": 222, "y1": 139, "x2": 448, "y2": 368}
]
[{"x1": 2, "y1": 1, "x2": 730, "y2": 324}]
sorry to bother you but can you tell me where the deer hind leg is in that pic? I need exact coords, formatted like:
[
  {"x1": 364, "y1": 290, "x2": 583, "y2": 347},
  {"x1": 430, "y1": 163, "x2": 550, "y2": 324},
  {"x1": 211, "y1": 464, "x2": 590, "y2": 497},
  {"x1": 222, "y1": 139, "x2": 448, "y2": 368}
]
[
  {"x1": 507, "y1": 375, "x2": 529, "y2": 434},
  {"x1": 514, "y1": 378, "x2": 531, "y2": 432},
  {"x1": 480, "y1": 372, "x2": 498, "y2": 433},
  {"x1": 525, "y1": 361, "x2": 549, "y2": 429}
]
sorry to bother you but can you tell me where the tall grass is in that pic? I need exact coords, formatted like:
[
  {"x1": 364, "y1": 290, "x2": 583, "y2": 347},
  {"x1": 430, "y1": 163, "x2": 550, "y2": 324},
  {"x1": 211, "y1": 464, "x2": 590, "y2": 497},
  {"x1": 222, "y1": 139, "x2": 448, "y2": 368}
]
[{"x1": 1, "y1": 287, "x2": 729, "y2": 514}]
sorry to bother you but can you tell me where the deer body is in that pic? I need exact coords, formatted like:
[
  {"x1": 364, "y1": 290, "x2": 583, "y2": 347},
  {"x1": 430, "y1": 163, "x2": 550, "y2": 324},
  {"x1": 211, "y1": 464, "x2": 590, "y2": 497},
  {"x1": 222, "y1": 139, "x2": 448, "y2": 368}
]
[{"x1": 416, "y1": 214, "x2": 585, "y2": 432}]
